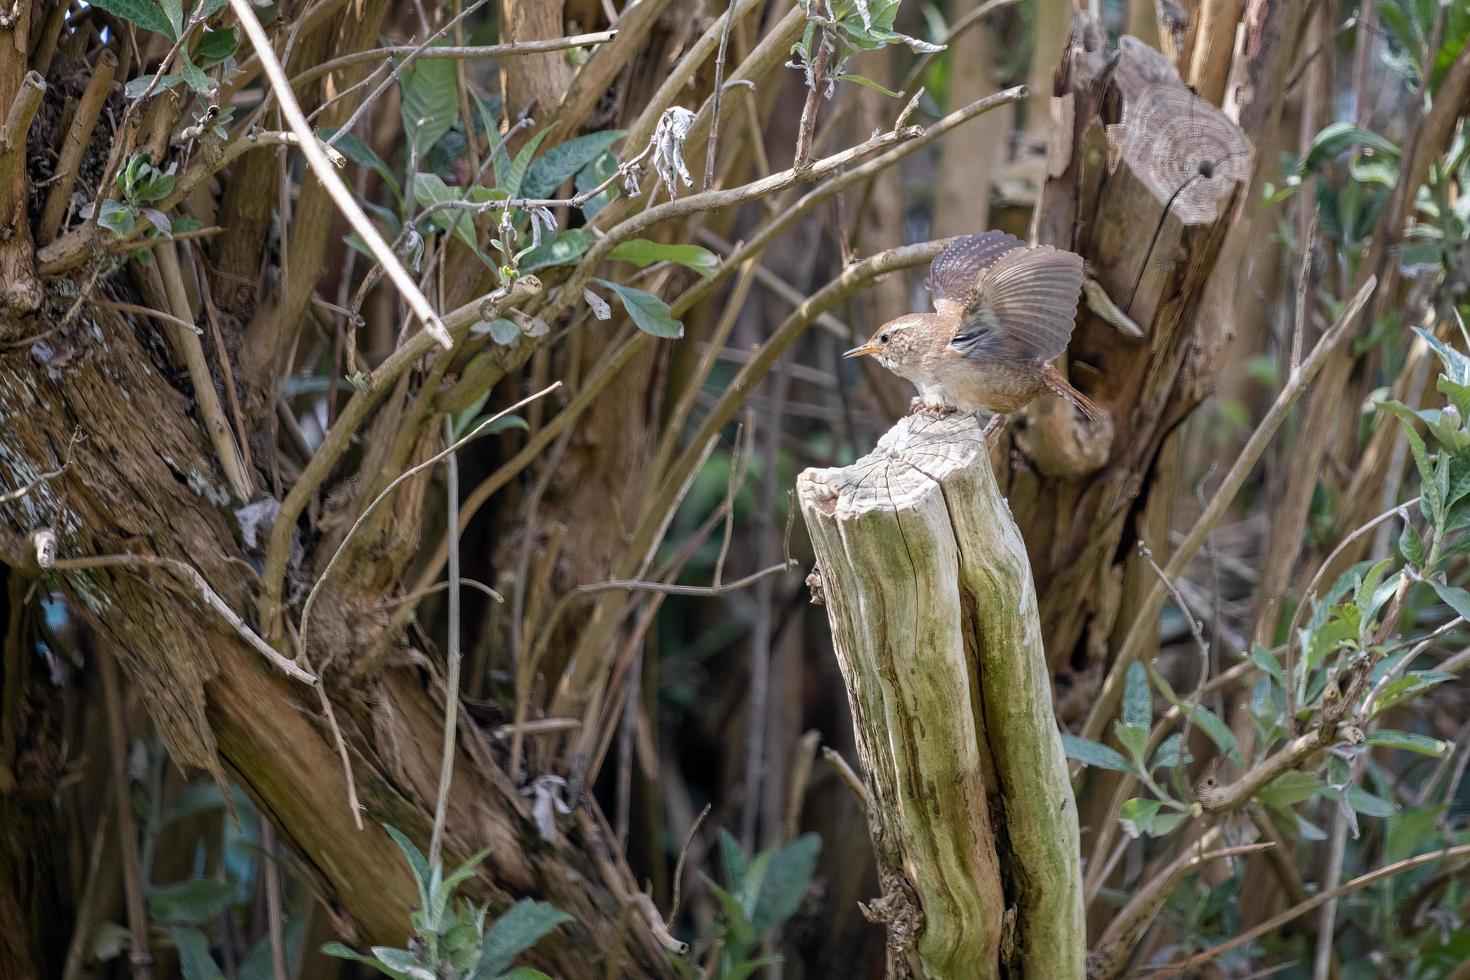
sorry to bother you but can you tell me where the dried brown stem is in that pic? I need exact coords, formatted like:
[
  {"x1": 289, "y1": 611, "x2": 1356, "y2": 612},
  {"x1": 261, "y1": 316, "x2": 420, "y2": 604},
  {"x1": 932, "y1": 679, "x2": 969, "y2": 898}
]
[
  {"x1": 39, "y1": 49, "x2": 117, "y2": 244},
  {"x1": 99, "y1": 644, "x2": 153, "y2": 980}
]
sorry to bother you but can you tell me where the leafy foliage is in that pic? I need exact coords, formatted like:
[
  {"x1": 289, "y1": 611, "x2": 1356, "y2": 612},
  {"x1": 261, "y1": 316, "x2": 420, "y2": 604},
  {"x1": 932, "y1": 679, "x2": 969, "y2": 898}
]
[
  {"x1": 322, "y1": 826, "x2": 569, "y2": 979},
  {"x1": 674, "y1": 830, "x2": 820, "y2": 980}
]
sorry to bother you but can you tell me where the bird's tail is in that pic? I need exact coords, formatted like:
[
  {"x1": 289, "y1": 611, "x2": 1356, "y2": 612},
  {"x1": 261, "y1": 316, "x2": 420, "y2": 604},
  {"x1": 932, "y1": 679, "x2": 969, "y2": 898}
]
[{"x1": 1041, "y1": 362, "x2": 1102, "y2": 422}]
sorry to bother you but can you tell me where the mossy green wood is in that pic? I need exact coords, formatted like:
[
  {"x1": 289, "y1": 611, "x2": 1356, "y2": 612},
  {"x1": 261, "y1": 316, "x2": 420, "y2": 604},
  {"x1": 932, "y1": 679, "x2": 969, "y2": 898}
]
[{"x1": 798, "y1": 413, "x2": 1084, "y2": 979}]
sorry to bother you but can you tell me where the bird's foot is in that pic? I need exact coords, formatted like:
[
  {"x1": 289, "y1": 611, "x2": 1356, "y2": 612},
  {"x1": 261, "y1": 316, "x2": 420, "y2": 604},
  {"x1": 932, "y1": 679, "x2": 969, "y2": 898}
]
[
  {"x1": 982, "y1": 413, "x2": 1011, "y2": 448},
  {"x1": 909, "y1": 397, "x2": 957, "y2": 418}
]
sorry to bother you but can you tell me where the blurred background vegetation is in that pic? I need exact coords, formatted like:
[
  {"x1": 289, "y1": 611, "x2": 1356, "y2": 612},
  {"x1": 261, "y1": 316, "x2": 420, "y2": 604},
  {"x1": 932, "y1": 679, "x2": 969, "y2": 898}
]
[{"x1": 3, "y1": 0, "x2": 1470, "y2": 978}]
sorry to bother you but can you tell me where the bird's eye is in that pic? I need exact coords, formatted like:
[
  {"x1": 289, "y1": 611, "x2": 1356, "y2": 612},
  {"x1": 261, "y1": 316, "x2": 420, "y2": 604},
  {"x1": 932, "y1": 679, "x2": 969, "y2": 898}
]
[{"x1": 880, "y1": 332, "x2": 890, "y2": 344}]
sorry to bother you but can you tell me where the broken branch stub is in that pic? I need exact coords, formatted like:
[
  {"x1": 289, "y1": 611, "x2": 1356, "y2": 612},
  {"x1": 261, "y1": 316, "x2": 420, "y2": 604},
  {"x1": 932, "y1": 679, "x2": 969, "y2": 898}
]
[{"x1": 797, "y1": 414, "x2": 1084, "y2": 979}]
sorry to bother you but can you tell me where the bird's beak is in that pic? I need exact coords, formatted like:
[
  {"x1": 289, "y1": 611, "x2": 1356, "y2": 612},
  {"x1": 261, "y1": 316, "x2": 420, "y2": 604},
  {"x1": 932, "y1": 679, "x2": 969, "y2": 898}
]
[{"x1": 843, "y1": 342, "x2": 880, "y2": 359}]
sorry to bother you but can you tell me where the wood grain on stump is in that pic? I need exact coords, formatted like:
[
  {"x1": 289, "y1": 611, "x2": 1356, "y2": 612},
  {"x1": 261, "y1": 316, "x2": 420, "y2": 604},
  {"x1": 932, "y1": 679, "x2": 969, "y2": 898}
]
[{"x1": 798, "y1": 414, "x2": 1084, "y2": 979}]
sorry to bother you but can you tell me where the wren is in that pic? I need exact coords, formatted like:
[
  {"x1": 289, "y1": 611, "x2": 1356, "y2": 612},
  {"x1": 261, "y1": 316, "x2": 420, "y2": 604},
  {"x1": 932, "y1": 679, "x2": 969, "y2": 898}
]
[{"x1": 844, "y1": 231, "x2": 1098, "y2": 439}]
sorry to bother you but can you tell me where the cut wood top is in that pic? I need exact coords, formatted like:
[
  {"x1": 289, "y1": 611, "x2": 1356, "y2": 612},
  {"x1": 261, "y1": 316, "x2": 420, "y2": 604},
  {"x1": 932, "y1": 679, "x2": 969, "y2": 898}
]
[{"x1": 798, "y1": 413, "x2": 988, "y2": 517}]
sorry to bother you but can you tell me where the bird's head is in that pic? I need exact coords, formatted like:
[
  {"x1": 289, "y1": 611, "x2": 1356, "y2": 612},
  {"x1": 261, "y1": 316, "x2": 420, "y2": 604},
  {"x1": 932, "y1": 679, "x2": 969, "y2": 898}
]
[{"x1": 842, "y1": 315, "x2": 932, "y2": 376}]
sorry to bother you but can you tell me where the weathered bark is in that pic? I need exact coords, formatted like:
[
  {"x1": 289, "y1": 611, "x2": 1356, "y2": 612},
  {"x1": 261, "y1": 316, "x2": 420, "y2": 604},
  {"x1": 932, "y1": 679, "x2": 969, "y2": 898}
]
[
  {"x1": 1012, "y1": 22, "x2": 1250, "y2": 687},
  {"x1": 0, "y1": 296, "x2": 675, "y2": 977},
  {"x1": 798, "y1": 413, "x2": 1084, "y2": 979}
]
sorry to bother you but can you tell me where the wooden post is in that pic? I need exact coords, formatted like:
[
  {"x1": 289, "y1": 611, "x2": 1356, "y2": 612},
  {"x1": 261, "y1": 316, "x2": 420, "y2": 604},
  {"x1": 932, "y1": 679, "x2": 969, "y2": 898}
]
[{"x1": 798, "y1": 414, "x2": 1084, "y2": 979}]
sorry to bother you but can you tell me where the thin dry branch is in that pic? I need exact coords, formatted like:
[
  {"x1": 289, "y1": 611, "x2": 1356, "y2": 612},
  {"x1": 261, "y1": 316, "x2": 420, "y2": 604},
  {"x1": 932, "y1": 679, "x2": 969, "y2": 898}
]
[
  {"x1": 54, "y1": 554, "x2": 315, "y2": 684},
  {"x1": 225, "y1": 0, "x2": 452, "y2": 349},
  {"x1": 287, "y1": 32, "x2": 618, "y2": 93}
]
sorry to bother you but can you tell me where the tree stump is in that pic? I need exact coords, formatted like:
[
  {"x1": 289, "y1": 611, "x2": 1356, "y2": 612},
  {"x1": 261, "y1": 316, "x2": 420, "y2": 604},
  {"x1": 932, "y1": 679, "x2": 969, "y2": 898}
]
[{"x1": 797, "y1": 413, "x2": 1084, "y2": 979}]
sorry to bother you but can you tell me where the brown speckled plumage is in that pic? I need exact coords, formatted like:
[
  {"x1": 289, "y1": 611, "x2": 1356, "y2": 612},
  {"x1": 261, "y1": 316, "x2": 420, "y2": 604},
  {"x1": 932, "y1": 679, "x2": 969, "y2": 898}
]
[{"x1": 845, "y1": 232, "x2": 1098, "y2": 424}]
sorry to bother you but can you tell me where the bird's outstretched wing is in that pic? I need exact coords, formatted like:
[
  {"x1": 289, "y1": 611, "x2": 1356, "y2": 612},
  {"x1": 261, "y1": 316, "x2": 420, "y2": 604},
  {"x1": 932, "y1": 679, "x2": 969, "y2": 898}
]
[
  {"x1": 925, "y1": 232, "x2": 1025, "y2": 317},
  {"x1": 948, "y1": 243, "x2": 1084, "y2": 363}
]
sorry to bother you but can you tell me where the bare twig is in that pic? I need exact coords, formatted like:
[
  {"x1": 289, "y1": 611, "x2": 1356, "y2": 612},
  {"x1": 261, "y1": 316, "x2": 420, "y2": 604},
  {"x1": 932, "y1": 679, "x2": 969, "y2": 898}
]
[
  {"x1": 53, "y1": 554, "x2": 315, "y2": 684},
  {"x1": 575, "y1": 561, "x2": 797, "y2": 599},
  {"x1": 261, "y1": 822, "x2": 289, "y2": 980},
  {"x1": 323, "y1": 0, "x2": 498, "y2": 147},
  {"x1": 99, "y1": 645, "x2": 153, "y2": 980},
  {"x1": 156, "y1": 242, "x2": 253, "y2": 502},
  {"x1": 703, "y1": 0, "x2": 738, "y2": 190},
  {"x1": 226, "y1": 0, "x2": 452, "y2": 349},
  {"x1": 39, "y1": 50, "x2": 117, "y2": 243},
  {"x1": 0, "y1": 70, "x2": 46, "y2": 190},
  {"x1": 0, "y1": 430, "x2": 81, "y2": 504},
  {"x1": 428, "y1": 417, "x2": 463, "y2": 869},
  {"x1": 822, "y1": 745, "x2": 867, "y2": 809},
  {"x1": 667, "y1": 803, "x2": 712, "y2": 928},
  {"x1": 792, "y1": 4, "x2": 833, "y2": 171},
  {"x1": 287, "y1": 32, "x2": 619, "y2": 93}
]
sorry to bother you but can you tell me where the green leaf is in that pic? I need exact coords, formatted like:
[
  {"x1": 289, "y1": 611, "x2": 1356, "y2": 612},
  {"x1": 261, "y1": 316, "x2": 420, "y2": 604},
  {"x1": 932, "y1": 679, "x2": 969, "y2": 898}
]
[
  {"x1": 1118, "y1": 798, "x2": 1163, "y2": 838},
  {"x1": 475, "y1": 900, "x2": 573, "y2": 978},
  {"x1": 518, "y1": 227, "x2": 593, "y2": 272},
  {"x1": 413, "y1": 173, "x2": 479, "y2": 251},
  {"x1": 1373, "y1": 671, "x2": 1456, "y2": 716},
  {"x1": 179, "y1": 53, "x2": 213, "y2": 96},
  {"x1": 836, "y1": 72, "x2": 903, "y2": 97},
  {"x1": 1416, "y1": 326, "x2": 1470, "y2": 385},
  {"x1": 1149, "y1": 733, "x2": 1190, "y2": 771},
  {"x1": 717, "y1": 957, "x2": 785, "y2": 980},
  {"x1": 1304, "y1": 122, "x2": 1402, "y2": 170},
  {"x1": 195, "y1": 27, "x2": 238, "y2": 65},
  {"x1": 322, "y1": 941, "x2": 411, "y2": 979},
  {"x1": 169, "y1": 926, "x2": 225, "y2": 980},
  {"x1": 147, "y1": 878, "x2": 235, "y2": 925},
  {"x1": 1366, "y1": 729, "x2": 1448, "y2": 756},
  {"x1": 158, "y1": 0, "x2": 182, "y2": 35},
  {"x1": 384, "y1": 825, "x2": 433, "y2": 910},
  {"x1": 496, "y1": 970, "x2": 555, "y2": 980},
  {"x1": 504, "y1": 128, "x2": 552, "y2": 201},
  {"x1": 1399, "y1": 518, "x2": 1425, "y2": 565},
  {"x1": 239, "y1": 920, "x2": 305, "y2": 980},
  {"x1": 1251, "y1": 643, "x2": 1287, "y2": 690},
  {"x1": 751, "y1": 833, "x2": 820, "y2": 932},
  {"x1": 1059, "y1": 733, "x2": 1132, "y2": 773},
  {"x1": 1428, "y1": 579, "x2": 1470, "y2": 622},
  {"x1": 318, "y1": 127, "x2": 401, "y2": 203},
  {"x1": 1258, "y1": 770, "x2": 1326, "y2": 810},
  {"x1": 1387, "y1": 804, "x2": 1447, "y2": 863},
  {"x1": 96, "y1": 199, "x2": 137, "y2": 237},
  {"x1": 608, "y1": 239, "x2": 719, "y2": 279},
  {"x1": 522, "y1": 130, "x2": 626, "y2": 200},
  {"x1": 372, "y1": 947, "x2": 435, "y2": 980},
  {"x1": 592, "y1": 279, "x2": 684, "y2": 339},
  {"x1": 1122, "y1": 661, "x2": 1151, "y2": 730},
  {"x1": 1347, "y1": 786, "x2": 1398, "y2": 818},
  {"x1": 719, "y1": 828, "x2": 749, "y2": 891},
  {"x1": 1353, "y1": 557, "x2": 1396, "y2": 625},
  {"x1": 1403, "y1": 416, "x2": 1444, "y2": 523},
  {"x1": 1113, "y1": 721, "x2": 1150, "y2": 764},
  {"x1": 1151, "y1": 810, "x2": 1189, "y2": 837},
  {"x1": 1187, "y1": 704, "x2": 1241, "y2": 764},
  {"x1": 91, "y1": 0, "x2": 176, "y2": 37},
  {"x1": 399, "y1": 54, "x2": 459, "y2": 156}
]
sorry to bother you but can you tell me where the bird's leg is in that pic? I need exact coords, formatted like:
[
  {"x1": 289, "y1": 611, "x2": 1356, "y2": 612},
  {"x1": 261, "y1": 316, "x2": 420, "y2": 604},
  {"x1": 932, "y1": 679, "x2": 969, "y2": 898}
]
[{"x1": 982, "y1": 412, "x2": 1010, "y2": 447}]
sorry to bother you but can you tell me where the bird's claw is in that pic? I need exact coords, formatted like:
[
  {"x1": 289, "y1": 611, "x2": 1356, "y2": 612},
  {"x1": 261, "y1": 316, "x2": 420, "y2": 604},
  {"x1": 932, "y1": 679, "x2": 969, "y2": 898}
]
[{"x1": 909, "y1": 397, "x2": 956, "y2": 419}]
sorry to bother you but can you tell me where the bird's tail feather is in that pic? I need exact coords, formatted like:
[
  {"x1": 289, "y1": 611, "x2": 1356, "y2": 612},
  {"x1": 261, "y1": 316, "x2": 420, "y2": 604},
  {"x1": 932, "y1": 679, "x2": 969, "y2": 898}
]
[{"x1": 1041, "y1": 363, "x2": 1102, "y2": 421}]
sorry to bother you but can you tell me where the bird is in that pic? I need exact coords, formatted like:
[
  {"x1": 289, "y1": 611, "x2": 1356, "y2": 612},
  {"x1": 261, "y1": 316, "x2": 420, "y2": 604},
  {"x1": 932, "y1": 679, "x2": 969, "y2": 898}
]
[{"x1": 843, "y1": 231, "x2": 1099, "y2": 440}]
